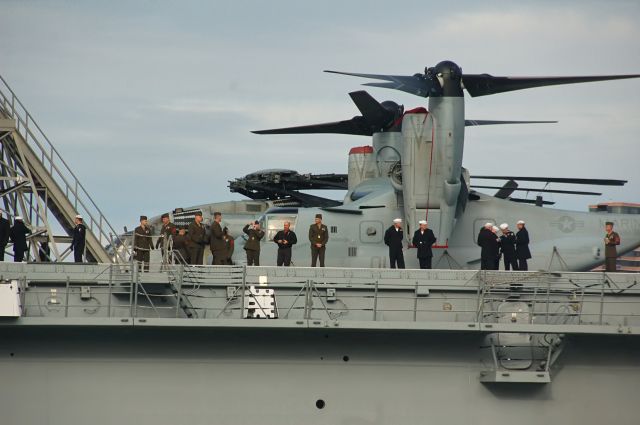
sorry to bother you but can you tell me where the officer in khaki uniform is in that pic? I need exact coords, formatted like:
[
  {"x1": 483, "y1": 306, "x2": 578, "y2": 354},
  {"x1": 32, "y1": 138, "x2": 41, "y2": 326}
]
[
  {"x1": 309, "y1": 213, "x2": 329, "y2": 267},
  {"x1": 133, "y1": 215, "x2": 153, "y2": 271},
  {"x1": 186, "y1": 212, "x2": 206, "y2": 265},
  {"x1": 604, "y1": 221, "x2": 621, "y2": 272},
  {"x1": 243, "y1": 220, "x2": 265, "y2": 266},
  {"x1": 209, "y1": 212, "x2": 226, "y2": 265}
]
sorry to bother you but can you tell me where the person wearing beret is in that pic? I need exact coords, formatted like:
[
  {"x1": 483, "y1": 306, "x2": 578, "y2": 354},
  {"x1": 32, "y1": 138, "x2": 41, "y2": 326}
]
[
  {"x1": 133, "y1": 215, "x2": 153, "y2": 271},
  {"x1": 604, "y1": 221, "x2": 621, "y2": 272},
  {"x1": 309, "y1": 213, "x2": 329, "y2": 267}
]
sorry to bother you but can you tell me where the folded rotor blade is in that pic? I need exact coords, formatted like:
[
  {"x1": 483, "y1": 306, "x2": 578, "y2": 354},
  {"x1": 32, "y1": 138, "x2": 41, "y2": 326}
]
[
  {"x1": 348, "y1": 90, "x2": 395, "y2": 128},
  {"x1": 463, "y1": 74, "x2": 640, "y2": 97},
  {"x1": 493, "y1": 180, "x2": 518, "y2": 199},
  {"x1": 473, "y1": 176, "x2": 627, "y2": 186},
  {"x1": 510, "y1": 198, "x2": 555, "y2": 206},
  {"x1": 465, "y1": 119, "x2": 557, "y2": 126},
  {"x1": 473, "y1": 185, "x2": 602, "y2": 196},
  {"x1": 252, "y1": 117, "x2": 371, "y2": 136},
  {"x1": 325, "y1": 70, "x2": 437, "y2": 97}
]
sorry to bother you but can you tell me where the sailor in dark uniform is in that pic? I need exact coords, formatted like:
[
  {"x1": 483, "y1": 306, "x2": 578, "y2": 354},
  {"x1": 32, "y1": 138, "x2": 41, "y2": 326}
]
[
  {"x1": 309, "y1": 213, "x2": 329, "y2": 267},
  {"x1": 133, "y1": 215, "x2": 153, "y2": 271},
  {"x1": 0, "y1": 210, "x2": 10, "y2": 261},
  {"x1": 477, "y1": 223, "x2": 499, "y2": 270},
  {"x1": 9, "y1": 216, "x2": 31, "y2": 262},
  {"x1": 499, "y1": 223, "x2": 518, "y2": 271},
  {"x1": 274, "y1": 221, "x2": 297, "y2": 266},
  {"x1": 155, "y1": 213, "x2": 176, "y2": 264},
  {"x1": 604, "y1": 221, "x2": 621, "y2": 272},
  {"x1": 515, "y1": 220, "x2": 532, "y2": 271},
  {"x1": 412, "y1": 220, "x2": 436, "y2": 269},
  {"x1": 384, "y1": 218, "x2": 405, "y2": 269},
  {"x1": 70, "y1": 214, "x2": 86, "y2": 263}
]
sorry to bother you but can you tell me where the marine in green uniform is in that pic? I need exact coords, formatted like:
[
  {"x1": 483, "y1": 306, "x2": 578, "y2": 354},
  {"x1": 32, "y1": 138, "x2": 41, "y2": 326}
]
[
  {"x1": 604, "y1": 221, "x2": 621, "y2": 272},
  {"x1": 155, "y1": 213, "x2": 176, "y2": 264},
  {"x1": 209, "y1": 212, "x2": 226, "y2": 265},
  {"x1": 186, "y1": 212, "x2": 206, "y2": 265},
  {"x1": 309, "y1": 213, "x2": 329, "y2": 267},
  {"x1": 243, "y1": 220, "x2": 265, "y2": 266},
  {"x1": 133, "y1": 215, "x2": 153, "y2": 272}
]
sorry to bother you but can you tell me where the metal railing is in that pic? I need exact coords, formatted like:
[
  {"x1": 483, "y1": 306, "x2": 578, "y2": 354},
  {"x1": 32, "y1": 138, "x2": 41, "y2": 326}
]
[
  {"x1": 9, "y1": 266, "x2": 640, "y2": 333},
  {"x1": 0, "y1": 74, "x2": 127, "y2": 262}
]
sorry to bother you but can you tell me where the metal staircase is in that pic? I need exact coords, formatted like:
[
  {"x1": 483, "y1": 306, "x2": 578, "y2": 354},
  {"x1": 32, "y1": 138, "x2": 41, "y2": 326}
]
[{"x1": 0, "y1": 73, "x2": 127, "y2": 263}]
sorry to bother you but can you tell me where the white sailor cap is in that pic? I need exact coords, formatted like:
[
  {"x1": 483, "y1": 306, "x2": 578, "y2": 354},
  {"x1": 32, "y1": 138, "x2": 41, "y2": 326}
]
[
  {"x1": 15, "y1": 216, "x2": 23, "y2": 221},
  {"x1": 393, "y1": 218, "x2": 402, "y2": 224},
  {"x1": 492, "y1": 226, "x2": 499, "y2": 232},
  {"x1": 499, "y1": 223, "x2": 509, "y2": 230},
  {"x1": 517, "y1": 220, "x2": 525, "y2": 225},
  {"x1": 418, "y1": 220, "x2": 427, "y2": 225},
  {"x1": 75, "y1": 214, "x2": 83, "y2": 219},
  {"x1": 484, "y1": 222, "x2": 493, "y2": 228}
]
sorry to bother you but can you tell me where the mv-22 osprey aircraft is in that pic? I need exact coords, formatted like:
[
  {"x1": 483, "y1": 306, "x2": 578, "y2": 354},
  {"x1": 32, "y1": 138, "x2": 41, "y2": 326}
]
[{"x1": 151, "y1": 61, "x2": 640, "y2": 271}]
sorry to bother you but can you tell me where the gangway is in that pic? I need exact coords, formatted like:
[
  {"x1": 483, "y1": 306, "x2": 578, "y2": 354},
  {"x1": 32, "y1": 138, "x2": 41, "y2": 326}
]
[{"x1": 0, "y1": 73, "x2": 127, "y2": 262}]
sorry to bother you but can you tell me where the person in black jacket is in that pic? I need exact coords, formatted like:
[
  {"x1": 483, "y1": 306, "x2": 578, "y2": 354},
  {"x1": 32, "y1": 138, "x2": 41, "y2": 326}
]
[
  {"x1": 9, "y1": 216, "x2": 31, "y2": 262},
  {"x1": 70, "y1": 215, "x2": 86, "y2": 263},
  {"x1": 0, "y1": 210, "x2": 10, "y2": 261},
  {"x1": 477, "y1": 223, "x2": 499, "y2": 270},
  {"x1": 412, "y1": 220, "x2": 437, "y2": 269},
  {"x1": 499, "y1": 223, "x2": 518, "y2": 271},
  {"x1": 384, "y1": 218, "x2": 405, "y2": 269},
  {"x1": 515, "y1": 220, "x2": 532, "y2": 271},
  {"x1": 273, "y1": 221, "x2": 297, "y2": 266}
]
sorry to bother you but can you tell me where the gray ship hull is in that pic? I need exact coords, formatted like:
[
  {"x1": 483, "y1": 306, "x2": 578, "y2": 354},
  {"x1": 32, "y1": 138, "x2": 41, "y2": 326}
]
[{"x1": 1, "y1": 328, "x2": 639, "y2": 425}]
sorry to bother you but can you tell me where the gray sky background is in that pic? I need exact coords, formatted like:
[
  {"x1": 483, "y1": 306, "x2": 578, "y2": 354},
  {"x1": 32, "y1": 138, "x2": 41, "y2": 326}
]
[{"x1": 1, "y1": 0, "x2": 639, "y2": 231}]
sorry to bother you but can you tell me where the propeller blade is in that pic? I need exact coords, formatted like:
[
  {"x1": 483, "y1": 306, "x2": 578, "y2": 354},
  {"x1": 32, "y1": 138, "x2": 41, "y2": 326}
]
[
  {"x1": 473, "y1": 185, "x2": 602, "y2": 196},
  {"x1": 473, "y1": 176, "x2": 627, "y2": 186},
  {"x1": 325, "y1": 70, "x2": 436, "y2": 97},
  {"x1": 465, "y1": 119, "x2": 557, "y2": 126},
  {"x1": 493, "y1": 180, "x2": 518, "y2": 199},
  {"x1": 348, "y1": 91, "x2": 396, "y2": 129},
  {"x1": 252, "y1": 117, "x2": 371, "y2": 136},
  {"x1": 510, "y1": 198, "x2": 555, "y2": 206},
  {"x1": 463, "y1": 74, "x2": 640, "y2": 97}
]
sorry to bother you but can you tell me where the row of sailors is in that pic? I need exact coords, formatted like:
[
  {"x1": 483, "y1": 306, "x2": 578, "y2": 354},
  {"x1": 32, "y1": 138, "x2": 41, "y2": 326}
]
[{"x1": 477, "y1": 221, "x2": 531, "y2": 271}]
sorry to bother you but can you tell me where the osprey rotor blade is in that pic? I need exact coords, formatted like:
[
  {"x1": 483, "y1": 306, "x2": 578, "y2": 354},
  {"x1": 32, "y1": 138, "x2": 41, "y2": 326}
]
[
  {"x1": 348, "y1": 91, "x2": 396, "y2": 129},
  {"x1": 325, "y1": 70, "x2": 437, "y2": 97},
  {"x1": 252, "y1": 117, "x2": 372, "y2": 136},
  {"x1": 463, "y1": 74, "x2": 640, "y2": 97},
  {"x1": 472, "y1": 176, "x2": 627, "y2": 186},
  {"x1": 465, "y1": 119, "x2": 557, "y2": 126}
]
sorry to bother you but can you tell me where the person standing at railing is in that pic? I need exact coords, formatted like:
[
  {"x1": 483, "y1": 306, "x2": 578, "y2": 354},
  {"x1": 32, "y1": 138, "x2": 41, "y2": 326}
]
[
  {"x1": 210, "y1": 212, "x2": 226, "y2": 265},
  {"x1": 70, "y1": 214, "x2": 86, "y2": 263},
  {"x1": 412, "y1": 220, "x2": 436, "y2": 269},
  {"x1": 515, "y1": 220, "x2": 532, "y2": 271},
  {"x1": 133, "y1": 215, "x2": 154, "y2": 271},
  {"x1": 384, "y1": 218, "x2": 405, "y2": 269},
  {"x1": 9, "y1": 216, "x2": 30, "y2": 262},
  {"x1": 274, "y1": 221, "x2": 297, "y2": 266},
  {"x1": 223, "y1": 227, "x2": 234, "y2": 265},
  {"x1": 187, "y1": 212, "x2": 206, "y2": 265},
  {"x1": 0, "y1": 210, "x2": 10, "y2": 261},
  {"x1": 604, "y1": 221, "x2": 621, "y2": 272},
  {"x1": 155, "y1": 213, "x2": 176, "y2": 264},
  {"x1": 172, "y1": 227, "x2": 190, "y2": 264},
  {"x1": 309, "y1": 214, "x2": 329, "y2": 267},
  {"x1": 243, "y1": 221, "x2": 264, "y2": 266}
]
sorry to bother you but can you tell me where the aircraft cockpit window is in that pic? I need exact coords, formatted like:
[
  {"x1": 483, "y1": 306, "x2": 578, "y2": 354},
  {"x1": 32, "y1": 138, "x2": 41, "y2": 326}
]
[{"x1": 266, "y1": 215, "x2": 297, "y2": 241}]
